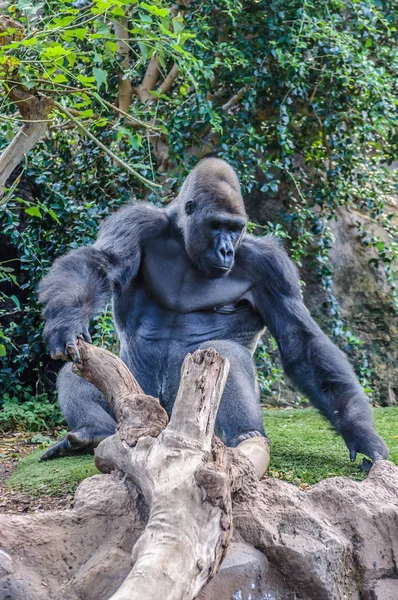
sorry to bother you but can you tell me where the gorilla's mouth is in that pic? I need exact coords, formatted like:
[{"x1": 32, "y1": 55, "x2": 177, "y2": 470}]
[
  {"x1": 208, "y1": 261, "x2": 229, "y2": 271},
  {"x1": 205, "y1": 260, "x2": 231, "y2": 277}
]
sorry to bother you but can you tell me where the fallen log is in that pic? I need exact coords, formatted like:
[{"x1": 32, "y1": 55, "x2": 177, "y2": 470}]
[{"x1": 71, "y1": 340, "x2": 235, "y2": 600}]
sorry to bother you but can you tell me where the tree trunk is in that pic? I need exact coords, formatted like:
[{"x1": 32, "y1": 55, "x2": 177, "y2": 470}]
[
  {"x1": 0, "y1": 85, "x2": 53, "y2": 196},
  {"x1": 72, "y1": 340, "x2": 234, "y2": 600}
]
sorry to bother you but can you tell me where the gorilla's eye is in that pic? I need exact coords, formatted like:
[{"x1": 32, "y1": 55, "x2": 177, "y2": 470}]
[{"x1": 185, "y1": 201, "x2": 196, "y2": 216}]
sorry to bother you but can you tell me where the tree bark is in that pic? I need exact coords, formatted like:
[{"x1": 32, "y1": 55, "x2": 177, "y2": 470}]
[
  {"x1": 0, "y1": 85, "x2": 53, "y2": 196},
  {"x1": 72, "y1": 340, "x2": 234, "y2": 600},
  {"x1": 114, "y1": 18, "x2": 133, "y2": 113}
]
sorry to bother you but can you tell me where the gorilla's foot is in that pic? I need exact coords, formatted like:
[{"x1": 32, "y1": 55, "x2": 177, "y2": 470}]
[
  {"x1": 40, "y1": 428, "x2": 110, "y2": 461},
  {"x1": 235, "y1": 434, "x2": 270, "y2": 479},
  {"x1": 230, "y1": 430, "x2": 265, "y2": 446}
]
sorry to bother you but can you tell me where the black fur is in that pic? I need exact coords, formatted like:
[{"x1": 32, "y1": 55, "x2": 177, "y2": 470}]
[{"x1": 39, "y1": 158, "x2": 387, "y2": 463}]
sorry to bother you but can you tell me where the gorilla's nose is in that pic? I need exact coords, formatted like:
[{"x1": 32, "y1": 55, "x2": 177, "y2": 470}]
[{"x1": 216, "y1": 243, "x2": 234, "y2": 266}]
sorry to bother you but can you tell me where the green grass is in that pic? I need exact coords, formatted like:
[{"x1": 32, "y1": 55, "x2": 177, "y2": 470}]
[
  {"x1": 6, "y1": 449, "x2": 98, "y2": 496},
  {"x1": 6, "y1": 407, "x2": 398, "y2": 496},
  {"x1": 265, "y1": 407, "x2": 398, "y2": 486}
]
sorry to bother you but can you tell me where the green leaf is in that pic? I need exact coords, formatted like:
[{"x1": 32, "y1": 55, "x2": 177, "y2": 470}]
[
  {"x1": 66, "y1": 53, "x2": 77, "y2": 67},
  {"x1": 131, "y1": 134, "x2": 142, "y2": 151},
  {"x1": 79, "y1": 109, "x2": 94, "y2": 118},
  {"x1": 93, "y1": 118, "x2": 108, "y2": 127},
  {"x1": 138, "y1": 42, "x2": 148, "y2": 61},
  {"x1": 25, "y1": 206, "x2": 42, "y2": 218},
  {"x1": 10, "y1": 295, "x2": 20, "y2": 310},
  {"x1": 62, "y1": 28, "x2": 88, "y2": 42},
  {"x1": 105, "y1": 41, "x2": 118, "y2": 53},
  {"x1": 41, "y1": 45, "x2": 68, "y2": 60},
  {"x1": 111, "y1": 6, "x2": 125, "y2": 17},
  {"x1": 140, "y1": 2, "x2": 168, "y2": 17},
  {"x1": 48, "y1": 209, "x2": 60, "y2": 224},
  {"x1": 53, "y1": 74, "x2": 68, "y2": 83},
  {"x1": 0, "y1": 345, "x2": 6, "y2": 357},
  {"x1": 77, "y1": 74, "x2": 96, "y2": 86},
  {"x1": 93, "y1": 67, "x2": 108, "y2": 91},
  {"x1": 22, "y1": 37, "x2": 39, "y2": 46}
]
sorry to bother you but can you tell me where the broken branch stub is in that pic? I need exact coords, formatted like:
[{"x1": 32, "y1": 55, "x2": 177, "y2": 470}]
[{"x1": 72, "y1": 341, "x2": 233, "y2": 600}]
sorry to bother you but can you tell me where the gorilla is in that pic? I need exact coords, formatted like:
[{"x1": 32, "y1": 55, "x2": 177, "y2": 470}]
[{"x1": 39, "y1": 158, "x2": 387, "y2": 471}]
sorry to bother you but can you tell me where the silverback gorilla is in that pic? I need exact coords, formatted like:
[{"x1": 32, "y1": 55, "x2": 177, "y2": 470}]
[{"x1": 39, "y1": 158, "x2": 387, "y2": 471}]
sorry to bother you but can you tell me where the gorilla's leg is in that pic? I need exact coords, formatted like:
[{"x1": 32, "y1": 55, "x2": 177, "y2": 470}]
[
  {"x1": 198, "y1": 340, "x2": 266, "y2": 446},
  {"x1": 199, "y1": 340, "x2": 270, "y2": 478},
  {"x1": 40, "y1": 363, "x2": 116, "y2": 461}
]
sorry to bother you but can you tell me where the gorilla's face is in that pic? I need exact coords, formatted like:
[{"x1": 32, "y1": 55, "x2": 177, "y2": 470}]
[
  {"x1": 175, "y1": 158, "x2": 247, "y2": 278},
  {"x1": 183, "y1": 201, "x2": 246, "y2": 278}
]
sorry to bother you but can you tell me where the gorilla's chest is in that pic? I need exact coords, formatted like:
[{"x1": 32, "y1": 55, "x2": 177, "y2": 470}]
[{"x1": 141, "y1": 235, "x2": 253, "y2": 313}]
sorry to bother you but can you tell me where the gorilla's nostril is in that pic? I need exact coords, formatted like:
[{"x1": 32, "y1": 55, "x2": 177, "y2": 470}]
[{"x1": 219, "y1": 246, "x2": 233, "y2": 260}]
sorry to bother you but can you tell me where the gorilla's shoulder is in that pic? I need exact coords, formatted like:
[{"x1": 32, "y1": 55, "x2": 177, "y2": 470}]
[
  {"x1": 240, "y1": 234, "x2": 301, "y2": 298},
  {"x1": 95, "y1": 202, "x2": 169, "y2": 255}
]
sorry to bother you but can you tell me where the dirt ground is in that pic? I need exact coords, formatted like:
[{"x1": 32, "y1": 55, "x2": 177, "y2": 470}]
[{"x1": 0, "y1": 432, "x2": 73, "y2": 514}]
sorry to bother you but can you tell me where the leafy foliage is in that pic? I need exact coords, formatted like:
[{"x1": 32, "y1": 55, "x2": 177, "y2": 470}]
[
  {"x1": 1, "y1": 0, "x2": 397, "y2": 418},
  {"x1": 0, "y1": 389, "x2": 63, "y2": 431}
]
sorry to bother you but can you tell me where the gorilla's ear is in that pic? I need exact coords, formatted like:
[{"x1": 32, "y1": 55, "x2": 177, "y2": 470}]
[{"x1": 185, "y1": 201, "x2": 196, "y2": 216}]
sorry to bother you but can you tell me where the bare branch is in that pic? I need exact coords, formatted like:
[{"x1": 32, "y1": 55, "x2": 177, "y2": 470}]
[
  {"x1": 136, "y1": 55, "x2": 160, "y2": 103},
  {"x1": 222, "y1": 86, "x2": 247, "y2": 112},
  {"x1": 157, "y1": 64, "x2": 179, "y2": 96},
  {"x1": 114, "y1": 17, "x2": 133, "y2": 113}
]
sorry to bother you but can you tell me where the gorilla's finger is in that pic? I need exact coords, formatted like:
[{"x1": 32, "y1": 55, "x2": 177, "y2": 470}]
[
  {"x1": 349, "y1": 447, "x2": 357, "y2": 462},
  {"x1": 51, "y1": 348, "x2": 69, "y2": 361},
  {"x1": 66, "y1": 341, "x2": 81, "y2": 363},
  {"x1": 359, "y1": 458, "x2": 372, "y2": 473},
  {"x1": 82, "y1": 327, "x2": 92, "y2": 344}
]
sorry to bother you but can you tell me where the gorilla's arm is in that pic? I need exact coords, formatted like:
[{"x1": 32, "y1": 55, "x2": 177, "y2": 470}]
[
  {"x1": 244, "y1": 235, "x2": 387, "y2": 462},
  {"x1": 39, "y1": 203, "x2": 168, "y2": 360}
]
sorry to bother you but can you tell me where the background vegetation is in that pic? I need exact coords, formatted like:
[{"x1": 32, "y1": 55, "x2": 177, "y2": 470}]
[{"x1": 1, "y1": 0, "x2": 397, "y2": 429}]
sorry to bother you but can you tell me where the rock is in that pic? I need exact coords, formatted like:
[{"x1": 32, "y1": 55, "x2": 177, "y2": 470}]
[
  {"x1": 71, "y1": 545, "x2": 132, "y2": 600},
  {"x1": 0, "y1": 474, "x2": 143, "y2": 600},
  {"x1": 234, "y1": 460, "x2": 398, "y2": 600},
  {"x1": 365, "y1": 579, "x2": 398, "y2": 600},
  {"x1": 1, "y1": 461, "x2": 398, "y2": 600},
  {"x1": 198, "y1": 541, "x2": 294, "y2": 600}
]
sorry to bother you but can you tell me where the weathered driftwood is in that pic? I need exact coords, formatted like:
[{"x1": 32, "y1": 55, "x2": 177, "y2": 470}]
[{"x1": 72, "y1": 340, "x2": 234, "y2": 600}]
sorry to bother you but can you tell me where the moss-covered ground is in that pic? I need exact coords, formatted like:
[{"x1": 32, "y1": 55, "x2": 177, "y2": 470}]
[
  {"x1": 265, "y1": 406, "x2": 398, "y2": 487},
  {"x1": 5, "y1": 407, "x2": 397, "y2": 496},
  {"x1": 5, "y1": 450, "x2": 99, "y2": 496}
]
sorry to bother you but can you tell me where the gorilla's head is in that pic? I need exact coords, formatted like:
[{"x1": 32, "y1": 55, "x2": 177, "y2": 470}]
[{"x1": 174, "y1": 158, "x2": 247, "y2": 278}]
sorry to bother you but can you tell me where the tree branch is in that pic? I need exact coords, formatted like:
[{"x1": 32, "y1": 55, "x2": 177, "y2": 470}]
[
  {"x1": 0, "y1": 84, "x2": 54, "y2": 196},
  {"x1": 54, "y1": 101, "x2": 161, "y2": 188},
  {"x1": 222, "y1": 86, "x2": 247, "y2": 112},
  {"x1": 157, "y1": 64, "x2": 179, "y2": 97},
  {"x1": 114, "y1": 17, "x2": 133, "y2": 113},
  {"x1": 135, "y1": 55, "x2": 160, "y2": 103}
]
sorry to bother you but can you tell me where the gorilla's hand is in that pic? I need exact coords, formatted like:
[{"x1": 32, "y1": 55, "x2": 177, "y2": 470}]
[
  {"x1": 43, "y1": 321, "x2": 92, "y2": 363},
  {"x1": 344, "y1": 428, "x2": 388, "y2": 465}
]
